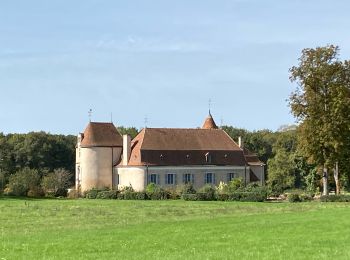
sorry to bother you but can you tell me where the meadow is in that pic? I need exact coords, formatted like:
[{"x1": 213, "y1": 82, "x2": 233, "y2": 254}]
[{"x1": 1, "y1": 198, "x2": 350, "y2": 259}]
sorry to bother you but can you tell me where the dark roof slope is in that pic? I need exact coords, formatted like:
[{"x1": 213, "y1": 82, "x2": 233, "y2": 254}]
[
  {"x1": 243, "y1": 148, "x2": 264, "y2": 166},
  {"x1": 141, "y1": 128, "x2": 241, "y2": 151},
  {"x1": 81, "y1": 122, "x2": 123, "y2": 148}
]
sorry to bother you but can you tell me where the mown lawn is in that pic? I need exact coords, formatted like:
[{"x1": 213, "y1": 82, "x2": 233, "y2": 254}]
[{"x1": 1, "y1": 198, "x2": 350, "y2": 259}]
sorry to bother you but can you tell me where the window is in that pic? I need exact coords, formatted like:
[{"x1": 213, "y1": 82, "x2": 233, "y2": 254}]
[
  {"x1": 150, "y1": 174, "x2": 158, "y2": 184},
  {"x1": 183, "y1": 173, "x2": 194, "y2": 184},
  {"x1": 205, "y1": 173, "x2": 215, "y2": 184},
  {"x1": 227, "y1": 173, "x2": 236, "y2": 182},
  {"x1": 165, "y1": 173, "x2": 176, "y2": 185}
]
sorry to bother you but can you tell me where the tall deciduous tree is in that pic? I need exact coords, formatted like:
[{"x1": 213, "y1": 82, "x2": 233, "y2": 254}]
[{"x1": 289, "y1": 45, "x2": 350, "y2": 195}]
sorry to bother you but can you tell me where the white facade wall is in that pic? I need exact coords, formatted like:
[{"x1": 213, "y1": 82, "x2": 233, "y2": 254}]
[
  {"x1": 78, "y1": 147, "x2": 122, "y2": 192},
  {"x1": 115, "y1": 165, "x2": 250, "y2": 191},
  {"x1": 116, "y1": 167, "x2": 146, "y2": 191}
]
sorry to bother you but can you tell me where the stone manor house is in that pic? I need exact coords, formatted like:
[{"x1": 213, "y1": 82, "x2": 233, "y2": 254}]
[{"x1": 75, "y1": 113, "x2": 265, "y2": 192}]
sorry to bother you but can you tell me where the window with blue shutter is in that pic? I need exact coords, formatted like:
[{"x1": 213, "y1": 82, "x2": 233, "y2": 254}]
[
  {"x1": 227, "y1": 173, "x2": 235, "y2": 182},
  {"x1": 183, "y1": 173, "x2": 193, "y2": 184},
  {"x1": 205, "y1": 173, "x2": 213, "y2": 184},
  {"x1": 166, "y1": 173, "x2": 176, "y2": 185},
  {"x1": 150, "y1": 174, "x2": 157, "y2": 184}
]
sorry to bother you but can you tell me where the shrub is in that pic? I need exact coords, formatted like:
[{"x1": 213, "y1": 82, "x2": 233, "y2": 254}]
[
  {"x1": 165, "y1": 187, "x2": 180, "y2": 200},
  {"x1": 320, "y1": 195, "x2": 350, "y2": 202},
  {"x1": 145, "y1": 183, "x2": 169, "y2": 200},
  {"x1": 145, "y1": 183, "x2": 159, "y2": 194},
  {"x1": 55, "y1": 188, "x2": 68, "y2": 197},
  {"x1": 228, "y1": 178, "x2": 244, "y2": 192},
  {"x1": 27, "y1": 187, "x2": 45, "y2": 198},
  {"x1": 300, "y1": 194, "x2": 313, "y2": 202},
  {"x1": 67, "y1": 189, "x2": 80, "y2": 199},
  {"x1": 134, "y1": 192, "x2": 147, "y2": 200},
  {"x1": 148, "y1": 190, "x2": 169, "y2": 200},
  {"x1": 96, "y1": 190, "x2": 118, "y2": 199},
  {"x1": 216, "y1": 193, "x2": 230, "y2": 201},
  {"x1": 182, "y1": 193, "x2": 197, "y2": 201},
  {"x1": 288, "y1": 193, "x2": 302, "y2": 203},
  {"x1": 84, "y1": 188, "x2": 103, "y2": 199},
  {"x1": 117, "y1": 191, "x2": 147, "y2": 200},
  {"x1": 197, "y1": 185, "x2": 216, "y2": 201},
  {"x1": 216, "y1": 182, "x2": 229, "y2": 194},
  {"x1": 178, "y1": 183, "x2": 196, "y2": 195},
  {"x1": 228, "y1": 192, "x2": 241, "y2": 201},
  {"x1": 8, "y1": 168, "x2": 41, "y2": 197},
  {"x1": 41, "y1": 169, "x2": 72, "y2": 197}
]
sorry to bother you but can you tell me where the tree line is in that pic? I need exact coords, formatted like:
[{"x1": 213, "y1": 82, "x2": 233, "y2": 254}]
[{"x1": 1, "y1": 125, "x2": 345, "y2": 197}]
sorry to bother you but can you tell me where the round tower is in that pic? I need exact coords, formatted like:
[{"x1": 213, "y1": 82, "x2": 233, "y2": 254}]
[{"x1": 76, "y1": 122, "x2": 123, "y2": 192}]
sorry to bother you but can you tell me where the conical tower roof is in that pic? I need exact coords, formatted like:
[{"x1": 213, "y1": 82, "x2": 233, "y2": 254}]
[
  {"x1": 80, "y1": 122, "x2": 123, "y2": 147},
  {"x1": 202, "y1": 112, "x2": 218, "y2": 129}
]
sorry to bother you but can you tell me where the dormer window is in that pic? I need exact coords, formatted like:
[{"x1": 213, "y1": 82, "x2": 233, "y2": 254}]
[{"x1": 205, "y1": 152, "x2": 212, "y2": 163}]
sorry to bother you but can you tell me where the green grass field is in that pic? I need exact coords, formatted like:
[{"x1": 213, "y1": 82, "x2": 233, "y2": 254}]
[{"x1": 1, "y1": 198, "x2": 350, "y2": 259}]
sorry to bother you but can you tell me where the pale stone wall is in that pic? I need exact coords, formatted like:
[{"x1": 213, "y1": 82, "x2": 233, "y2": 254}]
[
  {"x1": 116, "y1": 167, "x2": 146, "y2": 191},
  {"x1": 79, "y1": 147, "x2": 122, "y2": 192},
  {"x1": 116, "y1": 166, "x2": 250, "y2": 191},
  {"x1": 250, "y1": 165, "x2": 265, "y2": 185}
]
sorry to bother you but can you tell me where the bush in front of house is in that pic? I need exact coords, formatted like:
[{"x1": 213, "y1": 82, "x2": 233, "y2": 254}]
[
  {"x1": 84, "y1": 188, "x2": 111, "y2": 199},
  {"x1": 145, "y1": 183, "x2": 169, "y2": 200},
  {"x1": 196, "y1": 185, "x2": 216, "y2": 201},
  {"x1": 96, "y1": 190, "x2": 118, "y2": 199}
]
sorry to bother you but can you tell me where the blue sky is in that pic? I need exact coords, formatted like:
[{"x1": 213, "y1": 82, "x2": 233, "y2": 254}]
[{"x1": 1, "y1": 0, "x2": 350, "y2": 134}]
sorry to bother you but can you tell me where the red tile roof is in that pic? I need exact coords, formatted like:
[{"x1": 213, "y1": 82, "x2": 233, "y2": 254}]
[
  {"x1": 125, "y1": 128, "x2": 247, "y2": 166},
  {"x1": 202, "y1": 113, "x2": 218, "y2": 129},
  {"x1": 80, "y1": 122, "x2": 123, "y2": 148}
]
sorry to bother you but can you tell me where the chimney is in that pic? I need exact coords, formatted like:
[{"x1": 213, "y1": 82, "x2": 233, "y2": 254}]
[
  {"x1": 238, "y1": 136, "x2": 244, "y2": 149},
  {"x1": 123, "y1": 135, "x2": 131, "y2": 166},
  {"x1": 77, "y1": 133, "x2": 84, "y2": 148}
]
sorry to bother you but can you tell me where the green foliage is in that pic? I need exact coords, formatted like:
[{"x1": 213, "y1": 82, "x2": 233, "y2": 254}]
[
  {"x1": 117, "y1": 126, "x2": 139, "y2": 139},
  {"x1": 145, "y1": 183, "x2": 159, "y2": 193},
  {"x1": 197, "y1": 185, "x2": 216, "y2": 201},
  {"x1": 96, "y1": 190, "x2": 118, "y2": 199},
  {"x1": 289, "y1": 45, "x2": 350, "y2": 194},
  {"x1": 145, "y1": 183, "x2": 169, "y2": 200},
  {"x1": 178, "y1": 183, "x2": 196, "y2": 195},
  {"x1": 84, "y1": 188, "x2": 110, "y2": 199},
  {"x1": 320, "y1": 195, "x2": 350, "y2": 202},
  {"x1": 222, "y1": 126, "x2": 275, "y2": 164},
  {"x1": 0, "y1": 132, "x2": 75, "y2": 190},
  {"x1": 7, "y1": 168, "x2": 42, "y2": 197},
  {"x1": 288, "y1": 193, "x2": 302, "y2": 203},
  {"x1": 41, "y1": 168, "x2": 72, "y2": 197},
  {"x1": 228, "y1": 178, "x2": 244, "y2": 192}
]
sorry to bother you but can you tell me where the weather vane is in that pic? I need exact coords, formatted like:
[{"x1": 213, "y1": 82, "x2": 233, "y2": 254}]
[
  {"x1": 208, "y1": 98, "x2": 212, "y2": 114},
  {"x1": 88, "y1": 109, "x2": 92, "y2": 122},
  {"x1": 144, "y1": 116, "x2": 148, "y2": 128}
]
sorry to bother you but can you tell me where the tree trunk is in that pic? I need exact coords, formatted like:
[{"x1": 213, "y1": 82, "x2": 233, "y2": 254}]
[
  {"x1": 322, "y1": 165, "x2": 329, "y2": 196},
  {"x1": 334, "y1": 162, "x2": 340, "y2": 195}
]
